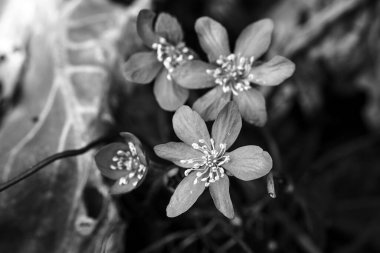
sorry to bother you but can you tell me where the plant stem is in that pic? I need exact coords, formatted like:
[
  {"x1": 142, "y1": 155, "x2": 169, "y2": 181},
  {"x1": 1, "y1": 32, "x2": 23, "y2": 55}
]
[{"x1": 0, "y1": 135, "x2": 114, "y2": 193}]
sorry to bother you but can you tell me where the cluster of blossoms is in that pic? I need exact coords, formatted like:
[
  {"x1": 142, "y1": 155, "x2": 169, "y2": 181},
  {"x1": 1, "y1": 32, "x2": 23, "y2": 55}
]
[
  {"x1": 95, "y1": 9, "x2": 295, "y2": 218},
  {"x1": 123, "y1": 10, "x2": 295, "y2": 126}
]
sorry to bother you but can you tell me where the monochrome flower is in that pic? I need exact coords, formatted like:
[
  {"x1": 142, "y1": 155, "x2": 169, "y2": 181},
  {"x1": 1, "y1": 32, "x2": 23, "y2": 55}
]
[
  {"x1": 172, "y1": 17, "x2": 295, "y2": 125},
  {"x1": 95, "y1": 133, "x2": 148, "y2": 194},
  {"x1": 122, "y1": 9, "x2": 195, "y2": 111},
  {"x1": 154, "y1": 102, "x2": 272, "y2": 218}
]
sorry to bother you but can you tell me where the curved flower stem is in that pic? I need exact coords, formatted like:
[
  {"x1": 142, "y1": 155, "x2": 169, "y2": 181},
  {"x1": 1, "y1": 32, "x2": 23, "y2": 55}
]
[
  {"x1": 0, "y1": 134, "x2": 116, "y2": 193},
  {"x1": 0, "y1": 131, "x2": 169, "y2": 193},
  {"x1": 266, "y1": 172, "x2": 276, "y2": 198}
]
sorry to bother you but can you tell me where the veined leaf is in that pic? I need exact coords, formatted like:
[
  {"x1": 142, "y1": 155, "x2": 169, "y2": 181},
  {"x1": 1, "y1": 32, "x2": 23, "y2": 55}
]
[{"x1": 0, "y1": 0, "x2": 150, "y2": 252}]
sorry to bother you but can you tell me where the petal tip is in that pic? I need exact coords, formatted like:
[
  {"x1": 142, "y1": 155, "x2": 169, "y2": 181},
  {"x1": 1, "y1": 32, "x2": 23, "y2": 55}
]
[
  {"x1": 175, "y1": 105, "x2": 192, "y2": 115},
  {"x1": 234, "y1": 18, "x2": 274, "y2": 59},
  {"x1": 173, "y1": 105, "x2": 195, "y2": 123},
  {"x1": 226, "y1": 210, "x2": 235, "y2": 219},
  {"x1": 288, "y1": 60, "x2": 296, "y2": 75},
  {"x1": 262, "y1": 151, "x2": 273, "y2": 170},
  {"x1": 139, "y1": 9, "x2": 155, "y2": 17},
  {"x1": 166, "y1": 205, "x2": 180, "y2": 218},
  {"x1": 153, "y1": 145, "x2": 160, "y2": 153},
  {"x1": 137, "y1": 9, "x2": 158, "y2": 47},
  {"x1": 195, "y1": 17, "x2": 230, "y2": 62},
  {"x1": 245, "y1": 111, "x2": 267, "y2": 127},
  {"x1": 261, "y1": 18, "x2": 274, "y2": 29},
  {"x1": 195, "y1": 16, "x2": 213, "y2": 28},
  {"x1": 155, "y1": 12, "x2": 184, "y2": 44},
  {"x1": 276, "y1": 56, "x2": 296, "y2": 77},
  {"x1": 256, "y1": 117, "x2": 267, "y2": 127},
  {"x1": 217, "y1": 205, "x2": 235, "y2": 219},
  {"x1": 153, "y1": 144, "x2": 165, "y2": 158}
]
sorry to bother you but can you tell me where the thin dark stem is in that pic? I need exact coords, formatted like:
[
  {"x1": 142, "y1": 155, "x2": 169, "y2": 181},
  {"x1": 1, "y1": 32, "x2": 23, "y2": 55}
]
[{"x1": 0, "y1": 135, "x2": 114, "y2": 193}]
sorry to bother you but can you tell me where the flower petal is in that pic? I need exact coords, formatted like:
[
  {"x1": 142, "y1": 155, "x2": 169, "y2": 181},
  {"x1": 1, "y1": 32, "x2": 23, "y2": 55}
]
[
  {"x1": 122, "y1": 52, "x2": 161, "y2": 84},
  {"x1": 167, "y1": 172, "x2": 206, "y2": 217},
  {"x1": 173, "y1": 105, "x2": 211, "y2": 146},
  {"x1": 233, "y1": 88, "x2": 267, "y2": 126},
  {"x1": 154, "y1": 142, "x2": 202, "y2": 168},
  {"x1": 211, "y1": 101, "x2": 242, "y2": 149},
  {"x1": 153, "y1": 69, "x2": 189, "y2": 111},
  {"x1": 172, "y1": 60, "x2": 217, "y2": 89},
  {"x1": 120, "y1": 132, "x2": 148, "y2": 166},
  {"x1": 209, "y1": 176, "x2": 234, "y2": 219},
  {"x1": 137, "y1": 9, "x2": 158, "y2": 47},
  {"x1": 195, "y1": 17, "x2": 231, "y2": 62},
  {"x1": 193, "y1": 86, "x2": 231, "y2": 121},
  {"x1": 95, "y1": 143, "x2": 130, "y2": 179},
  {"x1": 234, "y1": 19, "x2": 273, "y2": 59},
  {"x1": 110, "y1": 177, "x2": 140, "y2": 195},
  {"x1": 249, "y1": 56, "x2": 295, "y2": 86},
  {"x1": 224, "y1": 145, "x2": 272, "y2": 181},
  {"x1": 155, "y1": 12, "x2": 183, "y2": 44}
]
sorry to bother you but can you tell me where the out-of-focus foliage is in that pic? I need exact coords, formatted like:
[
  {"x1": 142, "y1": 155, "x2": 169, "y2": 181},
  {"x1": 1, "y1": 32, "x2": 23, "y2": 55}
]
[{"x1": 0, "y1": 0, "x2": 150, "y2": 252}]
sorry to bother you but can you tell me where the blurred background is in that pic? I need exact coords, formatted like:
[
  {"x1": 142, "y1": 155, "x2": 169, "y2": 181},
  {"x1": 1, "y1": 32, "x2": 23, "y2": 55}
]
[{"x1": 0, "y1": 0, "x2": 379, "y2": 252}]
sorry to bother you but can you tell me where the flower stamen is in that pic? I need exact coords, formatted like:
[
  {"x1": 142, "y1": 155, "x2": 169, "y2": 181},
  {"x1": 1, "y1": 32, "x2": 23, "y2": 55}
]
[
  {"x1": 152, "y1": 37, "x2": 194, "y2": 80},
  {"x1": 109, "y1": 144, "x2": 147, "y2": 186},
  {"x1": 207, "y1": 54, "x2": 254, "y2": 95},
  {"x1": 180, "y1": 138, "x2": 230, "y2": 187}
]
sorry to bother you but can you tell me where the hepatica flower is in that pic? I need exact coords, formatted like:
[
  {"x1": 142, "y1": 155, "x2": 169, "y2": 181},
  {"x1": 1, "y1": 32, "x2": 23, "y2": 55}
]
[
  {"x1": 95, "y1": 133, "x2": 148, "y2": 194},
  {"x1": 172, "y1": 17, "x2": 295, "y2": 126},
  {"x1": 123, "y1": 9, "x2": 194, "y2": 111},
  {"x1": 154, "y1": 102, "x2": 272, "y2": 218}
]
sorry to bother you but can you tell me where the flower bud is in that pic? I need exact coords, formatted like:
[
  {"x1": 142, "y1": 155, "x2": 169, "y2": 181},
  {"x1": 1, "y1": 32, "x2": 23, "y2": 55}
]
[{"x1": 95, "y1": 132, "x2": 148, "y2": 194}]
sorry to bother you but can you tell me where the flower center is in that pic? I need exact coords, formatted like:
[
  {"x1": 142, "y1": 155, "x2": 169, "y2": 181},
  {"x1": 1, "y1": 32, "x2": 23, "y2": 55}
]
[
  {"x1": 207, "y1": 54, "x2": 254, "y2": 95},
  {"x1": 110, "y1": 142, "x2": 146, "y2": 187},
  {"x1": 180, "y1": 138, "x2": 230, "y2": 187},
  {"x1": 152, "y1": 37, "x2": 194, "y2": 80}
]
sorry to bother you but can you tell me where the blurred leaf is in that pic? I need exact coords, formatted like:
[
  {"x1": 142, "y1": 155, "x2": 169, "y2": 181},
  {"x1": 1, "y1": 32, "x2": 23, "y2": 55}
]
[{"x1": 0, "y1": 0, "x2": 150, "y2": 252}]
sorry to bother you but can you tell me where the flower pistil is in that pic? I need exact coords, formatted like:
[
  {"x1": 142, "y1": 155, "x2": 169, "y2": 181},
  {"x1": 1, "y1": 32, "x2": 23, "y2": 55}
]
[
  {"x1": 152, "y1": 37, "x2": 194, "y2": 79},
  {"x1": 109, "y1": 143, "x2": 146, "y2": 187},
  {"x1": 180, "y1": 138, "x2": 230, "y2": 186},
  {"x1": 206, "y1": 53, "x2": 256, "y2": 95}
]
